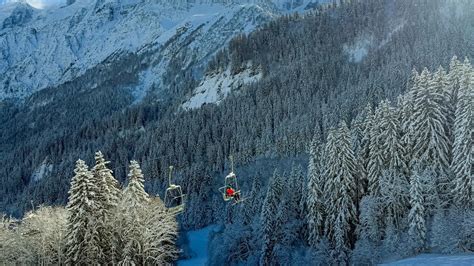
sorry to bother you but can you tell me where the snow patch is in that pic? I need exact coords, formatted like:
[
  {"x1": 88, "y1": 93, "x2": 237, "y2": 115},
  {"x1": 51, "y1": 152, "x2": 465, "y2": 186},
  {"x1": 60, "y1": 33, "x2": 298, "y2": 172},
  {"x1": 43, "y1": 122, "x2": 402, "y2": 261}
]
[
  {"x1": 182, "y1": 66, "x2": 262, "y2": 110},
  {"x1": 31, "y1": 161, "x2": 53, "y2": 181},
  {"x1": 178, "y1": 225, "x2": 220, "y2": 266},
  {"x1": 382, "y1": 254, "x2": 474, "y2": 266},
  {"x1": 379, "y1": 21, "x2": 406, "y2": 49},
  {"x1": 343, "y1": 35, "x2": 374, "y2": 63}
]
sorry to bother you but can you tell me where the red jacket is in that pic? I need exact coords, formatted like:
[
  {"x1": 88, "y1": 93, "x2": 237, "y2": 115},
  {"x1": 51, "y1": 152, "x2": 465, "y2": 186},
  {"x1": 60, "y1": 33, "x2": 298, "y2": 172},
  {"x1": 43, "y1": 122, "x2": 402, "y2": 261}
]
[{"x1": 226, "y1": 188, "x2": 235, "y2": 196}]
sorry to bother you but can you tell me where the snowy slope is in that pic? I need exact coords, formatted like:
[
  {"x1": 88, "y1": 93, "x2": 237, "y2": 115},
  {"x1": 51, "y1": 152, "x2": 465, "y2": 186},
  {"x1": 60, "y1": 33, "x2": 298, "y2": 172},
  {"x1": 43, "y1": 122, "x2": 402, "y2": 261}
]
[
  {"x1": 381, "y1": 254, "x2": 474, "y2": 266},
  {"x1": 178, "y1": 225, "x2": 221, "y2": 266},
  {"x1": 182, "y1": 66, "x2": 262, "y2": 109},
  {"x1": 0, "y1": 0, "x2": 280, "y2": 101}
]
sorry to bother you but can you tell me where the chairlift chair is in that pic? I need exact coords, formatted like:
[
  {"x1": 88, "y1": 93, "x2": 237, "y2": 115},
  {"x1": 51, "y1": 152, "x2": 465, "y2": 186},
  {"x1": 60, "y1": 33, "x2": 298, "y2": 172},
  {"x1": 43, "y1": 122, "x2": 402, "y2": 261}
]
[
  {"x1": 219, "y1": 156, "x2": 244, "y2": 204},
  {"x1": 164, "y1": 166, "x2": 186, "y2": 214}
]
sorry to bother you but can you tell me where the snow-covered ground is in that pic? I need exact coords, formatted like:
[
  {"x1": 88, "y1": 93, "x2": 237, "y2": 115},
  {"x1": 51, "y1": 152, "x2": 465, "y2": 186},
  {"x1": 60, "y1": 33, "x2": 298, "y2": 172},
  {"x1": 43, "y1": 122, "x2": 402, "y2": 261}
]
[
  {"x1": 178, "y1": 225, "x2": 220, "y2": 266},
  {"x1": 381, "y1": 254, "x2": 474, "y2": 266}
]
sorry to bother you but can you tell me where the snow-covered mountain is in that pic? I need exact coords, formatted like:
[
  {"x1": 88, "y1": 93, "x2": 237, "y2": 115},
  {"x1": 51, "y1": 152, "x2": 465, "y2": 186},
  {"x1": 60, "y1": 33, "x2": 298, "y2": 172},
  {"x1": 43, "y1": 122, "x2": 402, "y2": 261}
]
[
  {"x1": 0, "y1": 0, "x2": 330, "y2": 101},
  {"x1": 0, "y1": 0, "x2": 279, "y2": 100}
]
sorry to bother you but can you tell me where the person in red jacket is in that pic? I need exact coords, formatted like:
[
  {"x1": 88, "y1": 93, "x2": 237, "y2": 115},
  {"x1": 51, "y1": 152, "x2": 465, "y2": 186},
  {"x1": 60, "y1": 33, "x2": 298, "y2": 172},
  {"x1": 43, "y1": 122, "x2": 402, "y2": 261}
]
[
  {"x1": 225, "y1": 186, "x2": 241, "y2": 203},
  {"x1": 226, "y1": 186, "x2": 235, "y2": 199}
]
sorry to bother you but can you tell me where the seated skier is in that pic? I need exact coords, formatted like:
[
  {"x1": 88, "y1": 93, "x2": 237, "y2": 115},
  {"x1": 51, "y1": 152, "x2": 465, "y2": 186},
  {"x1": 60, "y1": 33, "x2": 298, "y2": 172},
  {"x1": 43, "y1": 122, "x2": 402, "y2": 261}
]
[{"x1": 226, "y1": 186, "x2": 235, "y2": 199}]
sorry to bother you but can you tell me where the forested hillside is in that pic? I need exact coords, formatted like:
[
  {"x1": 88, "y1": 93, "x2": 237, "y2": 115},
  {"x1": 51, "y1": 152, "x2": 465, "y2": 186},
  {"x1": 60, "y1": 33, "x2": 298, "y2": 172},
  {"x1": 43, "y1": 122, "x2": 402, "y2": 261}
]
[
  {"x1": 0, "y1": 0, "x2": 472, "y2": 247},
  {"x1": 208, "y1": 57, "x2": 473, "y2": 264}
]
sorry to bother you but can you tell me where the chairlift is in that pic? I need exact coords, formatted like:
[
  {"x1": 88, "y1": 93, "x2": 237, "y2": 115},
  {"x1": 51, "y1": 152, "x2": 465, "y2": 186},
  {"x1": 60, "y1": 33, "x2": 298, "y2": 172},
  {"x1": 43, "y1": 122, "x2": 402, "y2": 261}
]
[
  {"x1": 164, "y1": 166, "x2": 186, "y2": 214},
  {"x1": 219, "y1": 156, "x2": 244, "y2": 205}
]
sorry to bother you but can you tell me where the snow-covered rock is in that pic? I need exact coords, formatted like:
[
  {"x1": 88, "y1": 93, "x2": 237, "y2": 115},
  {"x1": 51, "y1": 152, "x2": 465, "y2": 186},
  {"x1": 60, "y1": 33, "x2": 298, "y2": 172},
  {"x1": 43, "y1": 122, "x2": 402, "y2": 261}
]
[
  {"x1": 30, "y1": 160, "x2": 53, "y2": 181},
  {"x1": 182, "y1": 66, "x2": 262, "y2": 110}
]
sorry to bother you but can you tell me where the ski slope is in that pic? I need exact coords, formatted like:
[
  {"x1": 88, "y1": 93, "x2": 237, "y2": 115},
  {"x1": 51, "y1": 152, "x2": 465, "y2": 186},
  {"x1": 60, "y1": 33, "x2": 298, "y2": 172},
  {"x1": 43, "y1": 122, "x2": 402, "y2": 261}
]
[
  {"x1": 178, "y1": 225, "x2": 220, "y2": 266},
  {"x1": 382, "y1": 254, "x2": 474, "y2": 266}
]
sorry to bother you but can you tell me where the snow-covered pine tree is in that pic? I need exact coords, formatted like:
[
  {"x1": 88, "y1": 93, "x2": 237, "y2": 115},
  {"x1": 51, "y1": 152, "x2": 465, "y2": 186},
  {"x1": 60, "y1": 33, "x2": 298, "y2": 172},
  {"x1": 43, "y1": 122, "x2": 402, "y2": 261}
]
[
  {"x1": 92, "y1": 151, "x2": 122, "y2": 263},
  {"x1": 93, "y1": 151, "x2": 121, "y2": 210},
  {"x1": 352, "y1": 195, "x2": 382, "y2": 264},
  {"x1": 379, "y1": 101, "x2": 409, "y2": 228},
  {"x1": 323, "y1": 127, "x2": 340, "y2": 239},
  {"x1": 307, "y1": 133, "x2": 325, "y2": 248},
  {"x1": 445, "y1": 56, "x2": 464, "y2": 142},
  {"x1": 411, "y1": 68, "x2": 451, "y2": 205},
  {"x1": 259, "y1": 170, "x2": 283, "y2": 266},
  {"x1": 65, "y1": 159, "x2": 105, "y2": 265},
  {"x1": 367, "y1": 104, "x2": 385, "y2": 196},
  {"x1": 242, "y1": 175, "x2": 263, "y2": 226},
  {"x1": 380, "y1": 101, "x2": 407, "y2": 174},
  {"x1": 123, "y1": 160, "x2": 149, "y2": 206},
  {"x1": 357, "y1": 103, "x2": 373, "y2": 195},
  {"x1": 324, "y1": 121, "x2": 358, "y2": 263},
  {"x1": 451, "y1": 59, "x2": 473, "y2": 208},
  {"x1": 118, "y1": 160, "x2": 150, "y2": 265},
  {"x1": 399, "y1": 70, "x2": 419, "y2": 174},
  {"x1": 408, "y1": 163, "x2": 426, "y2": 253},
  {"x1": 281, "y1": 165, "x2": 305, "y2": 245},
  {"x1": 380, "y1": 170, "x2": 409, "y2": 229}
]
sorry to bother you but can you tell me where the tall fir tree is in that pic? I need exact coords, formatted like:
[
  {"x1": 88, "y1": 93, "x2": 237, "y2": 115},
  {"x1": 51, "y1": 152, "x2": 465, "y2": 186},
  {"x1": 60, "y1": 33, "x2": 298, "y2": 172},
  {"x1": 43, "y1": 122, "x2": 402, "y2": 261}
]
[
  {"x1": 119, "y1": 160, "x2": 150, "y2": 265},
  {"x1": 93, "y1": 151, "x2": 121, "y2": 210},
  {"x1": 307, "y1": 133, "x2": 325, "y2": 248},
  {"x1": 411, "y1": 68, "x2": 451, "y2": 205},
  {"x1": 259, "y1": 170, "x2": 283, "y2": 266},
  {"x1": 65, "y1": 160, "x2": 105, "y2": 265},
  {"x1": 445, "y1": 56, "x2": 464, "y2": 142},
  {"x1": 324, "y1": 122, "x2": 358, "y2": 263},
  {"x1": 451, "y1": 60, "x2": 473, "y2": 208},
  {"x1": 367, "y1": 105, "x2": 385, "y2": 196},
  {"x1": 379, "y1": 101, "x2": 410, "y2": 228},
  {"x1": 408, "y1": 163, "x2": 426, "y2": 252},
  {"x1": 242, "y1": 175, "x2": 263, "y2": 227}
]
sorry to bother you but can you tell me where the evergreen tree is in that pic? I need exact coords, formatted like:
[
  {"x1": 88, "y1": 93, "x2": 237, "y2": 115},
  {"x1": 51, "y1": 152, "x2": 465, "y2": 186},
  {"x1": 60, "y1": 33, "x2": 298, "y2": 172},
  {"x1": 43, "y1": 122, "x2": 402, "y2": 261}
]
[
  {"x1": 282, "y1": 165, "x2": 305, "y2": 245},
  {"x1": 352, "y1": 195, "x2": 382, "y2": 265},
  {"x1": 93, "y1": 151, "x2": 121, "y2": 210},
  {"x1": 358, "y1": 103, "x2": 373, "y2": 195},
  {"x1": 408, "y1": 163, "x2": 426, "y2": 252},
  {"x1": 380, "y1": 102, "x2": 407, "y2": 174},
  {"x1": 367, "y1": 105, "x2": 385, "y2": 196},
  {"x1": 380, "y1": 170, "x2": 409, "y2": 229},
  {"x1": 324, "y1": 122, "x2": 358, "y2": 263},
  {"x1": 451, "y1": 60, "x2": 473, "y2": 208},
  {"x1": 399, "y1": 71, "x2": 418, "y2": 174},
  {"x1": 411, "y1": 68, "x2": 451, "y2": 204},
  {"x1": 379, "y1": 101, "x2": 410, "y2": 228},
  {"x1": 260, "y1": 170, "x2": 283, "y2": 266},
  {"x1": 65, "y1": 160, "x2": 105, "y2": 265},
  {"x1": 307, "y1": 134, "x2": 325, "y2": 248},
  {"x1": 119, "y1": 160, "x2": 150, "y2": 265},
  {"x1": 445, "y1": 56, "x2": 464, "y2": 142},
  {"x1": 242, "y1": 175, "x2": 263, "y2": 226}
]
